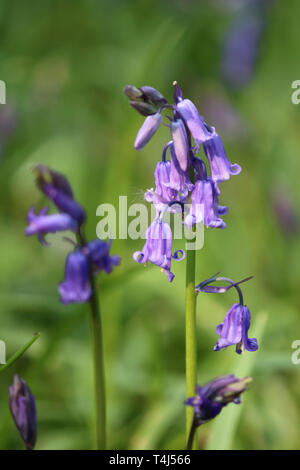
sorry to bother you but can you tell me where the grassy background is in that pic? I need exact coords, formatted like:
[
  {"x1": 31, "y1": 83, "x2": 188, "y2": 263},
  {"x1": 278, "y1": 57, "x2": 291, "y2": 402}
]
[{"x1": 0, "y1": 0, "x2": 299, "y2": 449}]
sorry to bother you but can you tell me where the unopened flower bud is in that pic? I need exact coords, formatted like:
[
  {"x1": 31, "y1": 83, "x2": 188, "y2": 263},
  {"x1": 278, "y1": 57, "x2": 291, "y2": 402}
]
[
  {"x1": 34, "y1": 165, "x2": 86, "y2": 225},
  {"x1": 123, "y1": 85, "x2": 144, "y2": 101},
  {"x1": 9, "y1": 375, "x2": 37, "y2": 450},
  {"x1": 185, "y1": 375, "x2": 252, "y2": 425},
  {"x1": 140, "y1": 86, "x2": 167, "y2": 106},
  {"x1": 134, "y1": 112, "x2": 163, "y2": 150},
  {"x1": 129, "y1": 101, "x2": 157, "y2": 116}
]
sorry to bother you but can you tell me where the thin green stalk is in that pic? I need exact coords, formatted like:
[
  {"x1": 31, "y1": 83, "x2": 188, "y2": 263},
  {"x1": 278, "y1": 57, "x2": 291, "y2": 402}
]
[
  {"x1": 0, "y1": 333, "x2": 40, "y2": 374},
  {"x1": 89, "y1": 283, "x2": 106, "y2": 450},
  {"x1": 186, "y1": 417, "x2": 198, "y2": 451},
  {"x1": 185, "y1": 247, "x2": 197, "y2": 448},
  {"x1": 78, "y1": 228, "x2": 106, "y2": 450}
]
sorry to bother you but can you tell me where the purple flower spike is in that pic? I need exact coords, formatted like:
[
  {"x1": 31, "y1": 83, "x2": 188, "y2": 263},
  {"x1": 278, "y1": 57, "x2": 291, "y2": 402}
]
[
  {"x1": 203, "y1": 129, "x2": 241, "y2": 182},
  {"x1": 176, "y1": 99, "x2": 212, "y2": 151},
  {"x1": 170, "y1": 119, "x2": 189, "y2": 172},
  {"x1": 185, "y1": 374, "x2": 252, "y2": 426},
  {"x1": 215, "y1": 303, "x2": 258, "y2": 354},
  {"x1": 133, "y1": 219, "x2": 185, "y2": 282},
  {"x1": 86, "y1": 239, "x2": 121, "y2": 274},
  {"x1": 9, "y1": 375, "x2": 37, "y2": 450},
  {"x1": 185, "y1": 179, "x2": 227, "y2": 229},
  {"x1": 134, "y1": 112, "x2": 163, "y2": 150},
  {"x1": 58, "y1": 250, "x2": 92, "y2": 304},
  {"x1": 25, "y1": 206, "x2": 77, "y2": 245}
]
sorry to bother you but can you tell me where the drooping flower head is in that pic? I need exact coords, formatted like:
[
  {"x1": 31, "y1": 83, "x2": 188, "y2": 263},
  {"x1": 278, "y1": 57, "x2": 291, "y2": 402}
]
[
  {"x1": 203, "y1": 128, "x2": 241, "y2": 182},
  {"x1": 27, "y1": 164, "x2": 120, "y2": 305},
  {"x1": 25, "y1": 206, "x2": 77, "y2": 245},
  {"x1": 125, "y1": 82, "x2": 242, "y2": 280},
  {"x1": 185, "y1": 374, "x2": 252, "y2": 426},
  {"x1": 184, "y1": 178, "x2": 228, "y2": 229},
  {"x1": 145, "y1": 160, "x2": 178, "y2": 212},
  {"x1": 86, "y1": 239, "x2": 121, "y2": 274},
  {"x1": 34, "y1": 164, "x2": 86, "y2": 224},
  {"x1": 58, "y1": 250, "x2": 92, "y2": 304},
  {"x1": 145, "y1": 142, "x2": 190, "y2": 213},
  {"x1": 215, "y1": 303, "x2": 258, "y2": 354},
  {"x1": 195, "y1": 274, "x2": 258, "y2": 354},
  {"x1": 176, "y1": 98, "x2": 212, "y2": 152},
  {"x1": 9, "y1": 375, "x2": 37, "y2": 450},
  {"x1": 133, "y1": 218, "x2": 185, "y2": 282}
]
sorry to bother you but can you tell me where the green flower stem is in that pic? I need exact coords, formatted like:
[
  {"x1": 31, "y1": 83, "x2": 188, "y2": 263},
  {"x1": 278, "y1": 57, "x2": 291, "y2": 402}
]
[
  {"x1": 185, "y1": 247, "x2": 197, "y2": 449},
  {"x1": 89, "y1": 281, "x2": 106, "y2": 450},
  {"x1": 186, "y1": 416, "x2": 198, "y2": 451},
  {"x1": 78, "y1": 228, "x2": 106, "y2": 450}
]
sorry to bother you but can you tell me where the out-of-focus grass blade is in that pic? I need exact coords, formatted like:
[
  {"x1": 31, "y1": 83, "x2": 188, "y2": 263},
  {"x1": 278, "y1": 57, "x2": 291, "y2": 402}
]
[
  {"x1": 205, "y1": 311, "x2": 268, "y2": 450},
  {"x1": 129, "y1": 400, "x2": 182, "y2": 450},
  {"x1": 0, "y1": 332, "x2": 40, "y2": 373}
]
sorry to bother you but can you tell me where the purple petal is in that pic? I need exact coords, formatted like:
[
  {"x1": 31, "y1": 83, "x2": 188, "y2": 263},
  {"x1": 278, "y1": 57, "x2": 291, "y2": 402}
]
[
  {"x1": 214, "y1": 303, "x2": 243, "y2": 351},
  {"x1": 58, "y1": 251, "x2": 92, "y2": 304},
  {"x1": 203, "y1": 129, "x2": 241, "y2": 182},
  {"x1": 170, "y1": 119, "x2": 189, "y2": 172},
  {"x1": 176, "y1": 99, "x2": 212, "y2": 150},
  {"x1": 134, "y1": 112, "x2": 162, "y2": 150},
  {"x1": 241, "y1": 306, "x2": 259, "y2": 352}
]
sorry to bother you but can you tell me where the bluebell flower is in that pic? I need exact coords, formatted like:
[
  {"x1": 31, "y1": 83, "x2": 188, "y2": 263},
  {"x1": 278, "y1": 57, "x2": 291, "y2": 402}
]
[
  {"x1": 203, "y1": 128, "x2": 241, "y2": 182},
  {"x1": 185, "y1": 374, "x2": 252, "y2": 425},
  {"x1": 191, "y1": 154, "x2": 207, "y2": 181},
  {"x1": 42, "y1": 183, "x2": 86, "y2": 224},
  {"x1": 170, "y1": 119, "x2": 190, "y2": 172},
  {"x1": 133, "y1": 219, "x2": 185, "y2": 282},
  {"x1": 184, "y1": 179, "x2": 228, "y2": 229},
  {"x1": 9, "y1": 375, "x2": 37, "y2": 450},
  {"x1": 58, "y1": 250, "x2": 92, "y2": 304},
  {"x1": 145, "y1": 142, "x2": 190, "y2": 211},
  {"x1": 35, "y1": 165, "x2": 86, "y2": 224},
  {"x1": 144, "y1": 160, "x2": 179, "y2": 212},
  {"x1": 168, "y1": 144, "x2": 191, "y2": 196},
  {"x1": 214, "y1": 303, "x2": 258, "y2": 354},
  {"x1": 86, "y1": 239, "x2": 120, "y2": 274},
  {"x1": 134, "y1": 112, "x2": 163, "y2": 150},
  {"x1": 25, "y1": 206, "x2": 77, "y2": 245},
  {"x1": 176, "y1": 98, "x2": 212, "y2": 151}
]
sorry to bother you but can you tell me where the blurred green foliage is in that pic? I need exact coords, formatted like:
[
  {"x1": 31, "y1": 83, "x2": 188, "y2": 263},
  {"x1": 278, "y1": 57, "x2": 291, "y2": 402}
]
[{"x1": 0, "y1": 0, "x2": 299, "y2": 450}]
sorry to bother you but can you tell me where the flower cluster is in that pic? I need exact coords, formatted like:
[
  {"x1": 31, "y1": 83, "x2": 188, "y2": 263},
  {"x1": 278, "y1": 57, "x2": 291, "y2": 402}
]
[
  {"x1": 25, "y1": 165, "x2": 120, "y2": 304},
  {"x1": 124, "y1": 83, "x2": 241, "y2": 281},
  {"x1": 196, "y1": 274, "x2": 258, "y2": 354}
]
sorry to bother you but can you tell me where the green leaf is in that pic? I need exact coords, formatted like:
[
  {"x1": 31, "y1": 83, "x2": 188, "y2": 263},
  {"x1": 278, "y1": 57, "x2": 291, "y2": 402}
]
[
  {"x1": 205, "y1": 312, "x2": 268, "y2": 450},
  {"x1": 0, "y1": 333, "x2": 40, "y2": 374}
]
